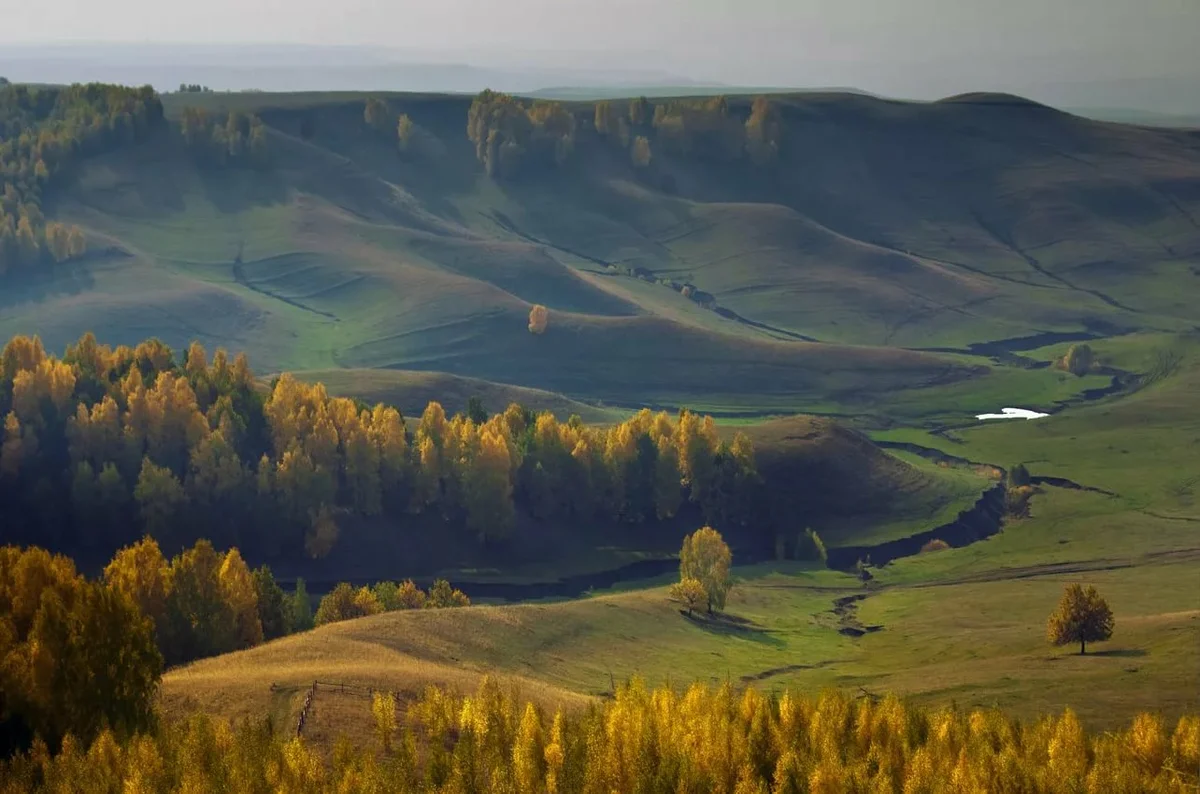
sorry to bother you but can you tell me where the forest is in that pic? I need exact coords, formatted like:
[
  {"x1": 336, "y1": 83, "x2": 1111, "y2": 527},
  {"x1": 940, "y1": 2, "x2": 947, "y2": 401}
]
[
  {"x1": 0, "y1": 83, "x2": 163, "y2": 273},
  {"x1": 2, "y1": 674, "x2": 1197, "y2": 792},
  {"x1": 178, "y1": 107, "x2": 269, "y2": 166},
  {"x1": 0, "y1": 333, "x2": 761, "y2": 565}
]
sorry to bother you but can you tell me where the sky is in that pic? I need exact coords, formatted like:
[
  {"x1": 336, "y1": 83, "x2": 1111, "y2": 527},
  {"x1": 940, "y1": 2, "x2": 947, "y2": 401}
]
[{"x1": 2, "y1": 0, "x2": 1198, "y2": 107}]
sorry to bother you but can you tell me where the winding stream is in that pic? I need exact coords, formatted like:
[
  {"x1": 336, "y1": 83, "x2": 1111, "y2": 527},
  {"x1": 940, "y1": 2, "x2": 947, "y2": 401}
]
[{"x1": 300, "y1": 331, "x2": 1136, "y2": 598}]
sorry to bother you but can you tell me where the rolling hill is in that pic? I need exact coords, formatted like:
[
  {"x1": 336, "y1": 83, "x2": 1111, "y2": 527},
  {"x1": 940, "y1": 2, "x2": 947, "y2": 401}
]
[
  {"x1": 3, "y1": 83, "x2": 1193, "y2": 750},
  {"x1": 3, "y1": 88, "x2": 1196, "y2": 417}
]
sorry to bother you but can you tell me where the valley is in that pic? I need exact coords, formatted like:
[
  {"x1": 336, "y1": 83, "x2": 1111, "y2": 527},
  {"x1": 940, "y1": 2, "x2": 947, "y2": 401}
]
[{"x1": 0, "y1": 78, "x2": 1197, "y2": 789}]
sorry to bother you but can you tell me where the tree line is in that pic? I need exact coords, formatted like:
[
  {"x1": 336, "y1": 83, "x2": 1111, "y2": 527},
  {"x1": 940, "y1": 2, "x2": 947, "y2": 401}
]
[
  {"x1": 466, "y1": 91, "x2": 577, "y2": 178},
  {"x1": 0, "y1": 333, "x2": 761, "y2": 566},
  {"x1": 314, "y1": 577, "x2": 469, "y2": 626},
  {"x1": 177, "y1": 108, "x2": 268, "y2": 166},
  {"x1": 600, "y1": 94, "x2": 785, "y2": 168},
  {"x1": 466, "y1": 91, "x2": 786, "y2": 178},
  {"x1": 2, "y1": 674, "x2": 1196, "y2": 791},
  {"x1": 0, "y1": 83, "x2": 164, "y2": 274}
]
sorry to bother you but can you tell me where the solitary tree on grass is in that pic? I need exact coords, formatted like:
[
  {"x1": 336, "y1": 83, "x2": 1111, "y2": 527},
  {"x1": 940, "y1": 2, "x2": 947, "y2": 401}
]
[
  {"x1": 1048, "y1": 583, "x2": 1114, "y2": 655},
  {"x1": 678, "y1": 526, "x2": 733, "y2": 614},
  {"x1": 528, "y1": 304, "x2": 549, "y2": 335}
]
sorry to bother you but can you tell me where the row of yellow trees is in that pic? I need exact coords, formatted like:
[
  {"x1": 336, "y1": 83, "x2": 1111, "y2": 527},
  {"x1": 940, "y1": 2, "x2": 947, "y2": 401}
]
[
  {"x1": 314, "y1": 577, "x2": 469, "y2": 626},
  {"x1": 3, "y1": 675, "x2": 1196, "y2": 792},
  {"x1": 0, "y1": 333, "x2": 759, "y2": 563}
]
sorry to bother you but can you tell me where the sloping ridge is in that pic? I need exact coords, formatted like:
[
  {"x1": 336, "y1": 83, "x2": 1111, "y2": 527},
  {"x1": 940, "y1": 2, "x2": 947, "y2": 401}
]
[{"x1": 824, "y1": 483, "x2": 1006, "y2": 570}]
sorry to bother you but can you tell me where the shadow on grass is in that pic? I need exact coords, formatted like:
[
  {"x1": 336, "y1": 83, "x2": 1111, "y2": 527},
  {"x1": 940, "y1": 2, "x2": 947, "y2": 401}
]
[
  {"x1": 1090, "y1": 648, "x2": 1148, "y2": 658},
  {"x1": 680, "y1": 610, "x2": 786, "y2": 648}
]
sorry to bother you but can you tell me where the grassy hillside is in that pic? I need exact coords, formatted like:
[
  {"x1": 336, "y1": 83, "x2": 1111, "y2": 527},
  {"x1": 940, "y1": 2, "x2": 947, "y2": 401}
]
[
  {"x1": 1, "y1": 87, "x2": 1193, "y2": 417},
  {"x1": 162, "y1": 332, "x2": 1200, "y2": 744},
  {"x1": 164, "y1": 551, "x2": 1197, "y2": 741}
]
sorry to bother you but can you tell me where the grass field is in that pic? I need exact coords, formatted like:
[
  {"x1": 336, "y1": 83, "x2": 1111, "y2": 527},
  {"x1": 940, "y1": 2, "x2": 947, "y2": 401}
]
[{"x1": 163, "y1": 553, "x2": 1197, "y2": 739}]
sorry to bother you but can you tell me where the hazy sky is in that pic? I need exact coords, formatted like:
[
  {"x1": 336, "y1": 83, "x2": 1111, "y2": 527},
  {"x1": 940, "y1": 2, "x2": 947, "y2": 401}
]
[{"x1": 3, "y1": 0, "x2": 1198, "y2": 99}]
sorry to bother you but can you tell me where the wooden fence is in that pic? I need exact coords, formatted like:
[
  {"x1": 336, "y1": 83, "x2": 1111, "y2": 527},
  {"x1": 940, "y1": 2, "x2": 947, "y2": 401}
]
[{"x1": 294, "y1": 680, "x2": 393, "y2": 738}]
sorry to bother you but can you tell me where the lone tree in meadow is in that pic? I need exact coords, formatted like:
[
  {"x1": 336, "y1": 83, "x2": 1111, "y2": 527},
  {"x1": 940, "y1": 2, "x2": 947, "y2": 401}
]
[
  {"x1": 528, "y1": 304, "x2": 548, "y2": 335},
  {"x1": 679, "y1": 526, "x2": 733, "y2": 614},
  {"x1": 396, "y1": 114, "x2": 415, "y2": 151},
  {"x1": 1059, "y1": 343, "x2": 1095, "y2": 376},
  {"x1": 1048, "y1": 583, "x2": 1114, "y2": 655}
]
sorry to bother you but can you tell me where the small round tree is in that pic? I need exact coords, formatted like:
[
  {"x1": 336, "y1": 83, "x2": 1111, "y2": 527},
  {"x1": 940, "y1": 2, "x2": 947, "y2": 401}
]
[
  {"x1": 528, "y1": 304, "x2": 548, "y2": 335},
  {"x1": 1060, "y1": 343, "x2": 1095, "y2": 376},
  {"x1": 679, "y1": 526, "x2": 733, "y2": 614},
  {"x1": 1047, "y1": 583, "x2": 1114, "y2": 655}
]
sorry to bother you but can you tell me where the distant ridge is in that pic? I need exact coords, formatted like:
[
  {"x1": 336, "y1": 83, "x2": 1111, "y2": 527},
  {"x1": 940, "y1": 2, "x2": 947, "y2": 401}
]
[
  {"x1": 524, "y1": 85, "x2": 878, "y2": 101},
  {"x1": 935, "y1": 92, "x2": 1056, "y2": 109}
]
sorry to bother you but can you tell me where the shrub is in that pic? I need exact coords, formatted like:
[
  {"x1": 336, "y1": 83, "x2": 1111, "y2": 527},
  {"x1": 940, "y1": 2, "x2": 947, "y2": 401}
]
[
  {"x1": 528, "y1": 304, "x2": 548, "y2": 334},
  {"x1": 427, "y1": 578, "x2": 470, "y2": 608},
  {"x1": 371, "y1": 580, "x2": 401, "y2": 610},
  {"x1": 395, "y1": 579, "x2": 427, "y2": 609}
]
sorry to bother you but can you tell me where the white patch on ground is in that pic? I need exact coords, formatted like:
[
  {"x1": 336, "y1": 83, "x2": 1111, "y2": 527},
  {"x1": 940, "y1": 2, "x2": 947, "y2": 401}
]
[{"x1": 976, "y1": 407, "x2": 1050, "y2": 420}]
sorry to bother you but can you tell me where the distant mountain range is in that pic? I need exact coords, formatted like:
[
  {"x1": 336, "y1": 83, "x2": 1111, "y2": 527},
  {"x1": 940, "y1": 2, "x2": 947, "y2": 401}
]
[
  {"x1": 1, "y1": 43, "x2": 1196, "y2": 122},
  {"x1": 0, "y1": 43, "x2": 711, "y2": 96}
]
